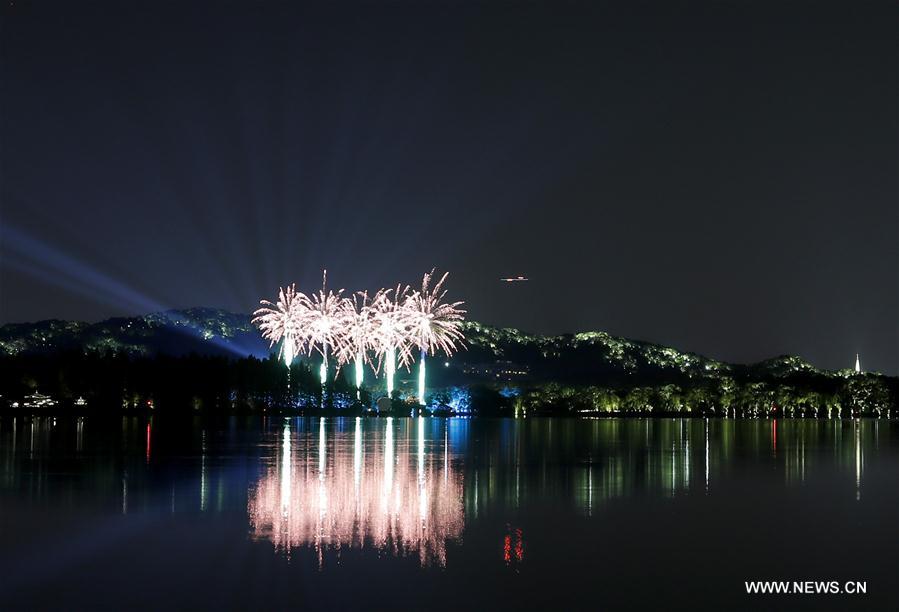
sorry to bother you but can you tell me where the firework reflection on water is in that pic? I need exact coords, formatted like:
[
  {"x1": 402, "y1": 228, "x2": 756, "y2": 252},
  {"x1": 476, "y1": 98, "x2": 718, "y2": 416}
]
[{"x1": 248, "y1": 418, "x2": 464, "y2": 568}]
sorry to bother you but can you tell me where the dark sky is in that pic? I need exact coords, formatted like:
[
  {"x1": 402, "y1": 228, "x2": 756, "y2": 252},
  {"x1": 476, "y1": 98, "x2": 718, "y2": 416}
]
[{"x1": 1, "y1": 0, "x2": 896, "y2": 374}]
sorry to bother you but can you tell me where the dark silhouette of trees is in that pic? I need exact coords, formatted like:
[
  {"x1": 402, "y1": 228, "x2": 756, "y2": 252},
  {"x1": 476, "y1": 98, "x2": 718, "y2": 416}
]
[{"x1": 0, "y1": 351, "x2": 894, "y2": 417}]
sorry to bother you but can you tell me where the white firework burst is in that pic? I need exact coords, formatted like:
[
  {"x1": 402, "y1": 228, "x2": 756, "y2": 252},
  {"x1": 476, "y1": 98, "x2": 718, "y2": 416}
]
[
  {"x1": 405, "y1": 270, "x2": 466, "y2": 404},
  {"x1": 300, "y1": 270, "x2": 350, "y2": 383},
  {"x1": 370, "y1": 285, "x2": 415, "y2": 370},
  {"x1": 252, "y1": 284, "x2": 307, "y2": 366},
  {"x1": 335, "y1": 290, "x2": 382, "y2": 388},
  {"x1": 370, "y1": 285, "x2": 415, "y2": 395},
  {"x1": 406, "y1": 269, "x2": 466, "y2": 358}
]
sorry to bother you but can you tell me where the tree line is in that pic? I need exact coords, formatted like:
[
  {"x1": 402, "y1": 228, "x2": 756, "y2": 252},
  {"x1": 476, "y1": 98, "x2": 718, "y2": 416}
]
[{"x1": 0, "y1": 351, "x2": 894, "y2": 417}]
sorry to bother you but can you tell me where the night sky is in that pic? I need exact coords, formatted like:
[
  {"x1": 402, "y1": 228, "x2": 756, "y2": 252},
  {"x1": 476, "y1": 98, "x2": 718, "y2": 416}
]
[{"x1": 1, "y1": 1, "x2": 896, "y2": 374}]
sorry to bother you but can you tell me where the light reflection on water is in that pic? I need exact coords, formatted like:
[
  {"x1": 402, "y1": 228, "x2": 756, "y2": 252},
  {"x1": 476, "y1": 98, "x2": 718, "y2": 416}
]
[
  {"x1": 0, "y1": 416, "x2": 896, "y2": 609},
  {"x1": 247, "y1": 417, "x2": 464, "y2": 567},
  {"x1": 0, "y1": 417, "x2": 889, "y2": 517}
]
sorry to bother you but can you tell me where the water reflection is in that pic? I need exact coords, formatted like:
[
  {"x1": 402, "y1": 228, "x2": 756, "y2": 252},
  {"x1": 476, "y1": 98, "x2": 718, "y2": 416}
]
[
  {"x1": 503, "y1": 524, "x2": 524, "y2": 569},
  {"x1": 0, "y1": 416, "x2": 890, "y2": 518},
  {"x1": 0, "y1": 415, "x2": 896, "y2": 609},
  {"x1": 453, "y1": 418, "x2": 890, "y2": 518},
  {"x1": 247, "y1": 417, "x2": 464, "y2": 567}
]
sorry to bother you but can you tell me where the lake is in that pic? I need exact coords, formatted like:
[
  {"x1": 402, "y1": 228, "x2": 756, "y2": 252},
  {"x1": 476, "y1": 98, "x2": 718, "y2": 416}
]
[{"x1": 0, "y1": 416, "x2": 896, "y2": 611}]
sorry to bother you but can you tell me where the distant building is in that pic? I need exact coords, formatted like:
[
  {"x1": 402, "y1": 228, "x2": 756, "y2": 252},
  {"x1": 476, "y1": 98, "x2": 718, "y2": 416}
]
[
  {"x1": 855, "y1": 354, "x2": 861, "y2": 374},
  {"x1": 23, "y1": 391, "x2": 57, "y2": 409}
]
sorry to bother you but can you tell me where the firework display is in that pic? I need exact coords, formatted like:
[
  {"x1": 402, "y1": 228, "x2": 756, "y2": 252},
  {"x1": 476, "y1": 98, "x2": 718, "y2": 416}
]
[
  {"x1": 299, "y1": 271, "x2": 348, "y2": 385},
  {"x1": 252, "y1": 270, "x2": 466, "y2": 402},
  {"x1": 251, "y1": 284, "x2": 305, "y2": 366},
  {"x1": 406, "y1": 270, "x2": 466, "y2": 404}
]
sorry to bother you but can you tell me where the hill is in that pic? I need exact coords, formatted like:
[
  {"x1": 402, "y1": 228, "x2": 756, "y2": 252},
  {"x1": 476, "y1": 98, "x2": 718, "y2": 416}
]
[{"x1": 0, "y1": 308, "x2": 894, "y2": 415}]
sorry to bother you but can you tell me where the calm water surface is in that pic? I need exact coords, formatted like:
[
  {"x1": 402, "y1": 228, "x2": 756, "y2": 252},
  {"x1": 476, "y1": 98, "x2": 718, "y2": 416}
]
[{"x1": 0, "y1": 417, "x2": 896, "y2": 611}]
